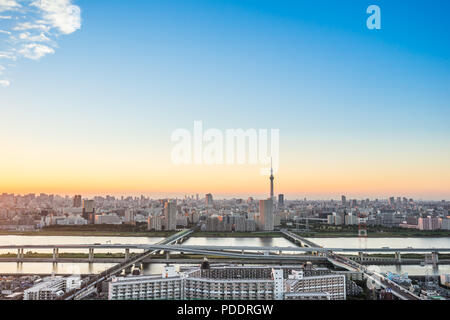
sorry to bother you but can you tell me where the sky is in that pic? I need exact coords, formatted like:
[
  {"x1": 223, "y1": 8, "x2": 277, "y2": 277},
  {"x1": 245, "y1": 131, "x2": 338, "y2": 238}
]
[{"x1": 0, "y1": 0, "x2": 449, "y2": 200}]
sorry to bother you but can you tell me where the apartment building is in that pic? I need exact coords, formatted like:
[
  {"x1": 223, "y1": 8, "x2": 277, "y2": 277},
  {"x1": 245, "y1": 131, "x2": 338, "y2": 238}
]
[
  {"x1": 108, "y1": 265, "x2": 346, "y2": 300},
  {"x1": 24, "y1": 276, "x2": 81, "y2": 300}
]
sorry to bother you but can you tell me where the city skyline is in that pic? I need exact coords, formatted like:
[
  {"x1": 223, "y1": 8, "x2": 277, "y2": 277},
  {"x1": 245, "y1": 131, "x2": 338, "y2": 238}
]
[
  {"x1": 1, "y1": 190, "x2": 448, "y2": 202},
  {"x1": 1, "y1": 1, "x2": 450, "y2": 200},
  {"x1": 0, "y1": 162, "x2": 448, "y2": 201}
]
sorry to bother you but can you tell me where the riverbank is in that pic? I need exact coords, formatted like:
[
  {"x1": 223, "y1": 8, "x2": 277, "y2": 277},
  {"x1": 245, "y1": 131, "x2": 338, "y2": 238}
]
[
  {"x1": 0, "y1": 230, "x2": 175, "y2": 237},
  {"x1": 0, "y1": 229, "x2": 448, "y2": 238},
  {"x1": 0, "y1": 231, "x2": 281, "y2": 238},
  {"x1": 191, "y1": 232, "x2": 281, "y2": 238},
  {"x1": 295, "y1": 231, "x2": 450, "y2": 238}
]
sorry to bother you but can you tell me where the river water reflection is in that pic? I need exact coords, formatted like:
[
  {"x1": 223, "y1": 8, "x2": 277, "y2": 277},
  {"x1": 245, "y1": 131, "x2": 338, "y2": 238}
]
[{"x1": 0, "y1": 236, "x2": 448, "y2": 276}]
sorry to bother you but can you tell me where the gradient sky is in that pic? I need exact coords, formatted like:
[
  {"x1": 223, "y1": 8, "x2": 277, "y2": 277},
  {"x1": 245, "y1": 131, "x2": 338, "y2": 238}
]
[{"x1": 1, "y1": 0, "x2": 450, "y2": 200}]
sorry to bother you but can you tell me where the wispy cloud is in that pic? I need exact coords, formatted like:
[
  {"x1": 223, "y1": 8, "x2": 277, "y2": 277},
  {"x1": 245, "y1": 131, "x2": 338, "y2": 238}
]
[
  {"x1": 0, "y1": 0, "x2": 21, "y2": 12},
  {"x1": 18, "y1": 42, "x2": 55, "y2": 59},
  {"x1": 0, "y1": 0, "x2": 81, "y2": 87},
  {"x1": 0, "y1": 79, "x2": 10, "y2": 87}
]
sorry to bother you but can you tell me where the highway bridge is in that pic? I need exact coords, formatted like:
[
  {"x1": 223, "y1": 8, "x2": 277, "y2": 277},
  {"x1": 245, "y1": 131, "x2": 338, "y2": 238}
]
[
  {"x1": 279, "y1": 230, "x2": 423, "y2": 300},
  {"x1": 58, "y1": 229, "x2": 193, "y2": 300},
  {"x1": 3, "y1": 244, "x2": 448, "y2": 266},
  {"x1": 282, "y1": 230, "x2": 425, "y2": 300},
  {"x1": 4, "y1": 229, "x2": 445, "y2": 300},
  {"x1": 2, "y1": 255, "x2": 447, "y2": 265},
  {"x1": 2, "y1": 244, "x2": 450, "y2": 254}
]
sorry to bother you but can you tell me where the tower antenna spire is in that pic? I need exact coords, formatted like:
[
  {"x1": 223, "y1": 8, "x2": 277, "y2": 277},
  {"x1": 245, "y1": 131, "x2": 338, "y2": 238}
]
[
  {"x1": 270, "y1": 157, "x2": 274, "y2": 200},
  {"x1": 271, "y1": 157, "x2": 273, "y2": 175}
]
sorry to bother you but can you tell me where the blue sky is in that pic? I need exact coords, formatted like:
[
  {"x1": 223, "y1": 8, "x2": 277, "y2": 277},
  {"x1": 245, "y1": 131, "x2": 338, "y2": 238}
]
[{"x1": 1, "y1": 0, "x2": 449, "y2": 199}]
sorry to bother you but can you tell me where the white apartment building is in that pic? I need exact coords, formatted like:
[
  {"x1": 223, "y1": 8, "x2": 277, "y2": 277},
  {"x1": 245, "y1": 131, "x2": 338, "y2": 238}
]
[
  {"x1": 108, "y1": 265, "x2": 346, "y2": 301},
  {"x1": 148, "y1": 215, "x2": 163, "y2": 231},
  {"x1": 95, "y1": 213, "x2": 122, "y2": 225},
  {"x1": 24, "y1": 276, "x2": 81, "y2": 300},
  {"x1": 418, "y1": 216, "x2": 441, "y2": 230},
  {"x1": 441, "y1": 218, "x2": 450, "y2": 230}
]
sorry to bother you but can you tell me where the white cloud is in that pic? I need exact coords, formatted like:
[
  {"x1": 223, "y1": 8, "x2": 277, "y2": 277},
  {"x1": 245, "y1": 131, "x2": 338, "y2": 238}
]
[
  {"x1": 0, "y1": 51, "x2": 15, "y2": 59},
  {"x1": 0, "y1": 0, "x2": 21, "y2": 12},
  {"x1": 0, "y1": 79, "x2": 10, "y2": 87},
  {"x1": 19, "y1": 31, "x2": 50, "y2": 42},
  {"x1": 31, "y1": 0, "x2": 81, "y2": 34},
  {"x1": 13, "y1": 22, "x2": 51, "y2": 32},
  {"x1": 18, "y1": 43, "x2": 55, "y2": 60},
  {"x1": 0, "y1": 0, "x2": 81, "y2": 86}
]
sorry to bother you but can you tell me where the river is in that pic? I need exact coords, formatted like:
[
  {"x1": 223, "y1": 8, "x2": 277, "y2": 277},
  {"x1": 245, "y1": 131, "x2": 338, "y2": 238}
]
[{"x1": 0, "y1": 236, "x2": 448, "y2": 276}]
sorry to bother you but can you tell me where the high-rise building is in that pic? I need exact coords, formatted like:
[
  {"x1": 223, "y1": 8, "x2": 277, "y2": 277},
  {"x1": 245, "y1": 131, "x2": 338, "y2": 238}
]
[
  {"x1": 82, "y1": 200, "x2": 95, "y2": 224},
  {"x1": 341, "y1": 195, "x2": 346, "y2": 206},
  {"x1": 388, "y1": 197, "x2": 395, "y2": 206},
  {"x1": 205, "y1": 194, "x2": 213, "y2": 206},
  {"x1": 164, "y1": 201, "x2": 177, "y2": 231},
  {"x1": 73, "y1": 195, "x2": 82, "y2": 208},
  {"x1": 345, "y1": 214, "x2": 358, "y2": 225},
  {"x1": 259, "y1": 198, "x2": 274, "y2": 231},
  {"x1": 148, "y1": 215, "x2": 163, "y2": 231},
  {"x1": 418, "y1": 216, "x2": 441, "y2": 230},
  {"x1": 334, "y1": 212, "x2": 345, "y2": 225},
  {"x1": 278, "y1": 194, "x2": 284, "y2": 207},
  {"x1": 441, "y1": 218, "x2": 450, "y2": 230},
  {"x1": 124, "y1": 209, "x2": 135, "y2": 224}
]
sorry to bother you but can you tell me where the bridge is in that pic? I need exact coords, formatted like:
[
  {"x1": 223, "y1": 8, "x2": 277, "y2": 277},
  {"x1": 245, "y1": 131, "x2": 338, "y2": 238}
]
[
  {"x1": 3, "y1": 244, "x2": 448, "y2": 265},
  {"x1": 281, "y1": 229, "x2": 320, "y2": 247},
  {"x1": 58, "y1": 229, "x2": 193, "y2": 300},
  {"x1": 5, "y1": 229, "x2": 446, "y2": 300},
  {"x1": 279, "y1": 230, "x2": 422, "y2": 300},
  {"x1": 327, "y1": 252, "x2": 422, "y2": 300},
  {"x1": 1, "y1": 255, "x2": 447, "y2": 265},
  {"x1": 4, "y1": 243, "x2": 449, "y2": 254}
]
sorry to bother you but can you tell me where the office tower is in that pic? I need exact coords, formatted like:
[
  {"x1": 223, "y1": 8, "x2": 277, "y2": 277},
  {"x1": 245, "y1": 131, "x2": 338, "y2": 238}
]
[
  {"x1": 164, "y1": 201, "x2": 177, "y2": 231},
  {"x1": 278, "y1": 194, "x2": 284, "y2": 207},
  {"x1": 73, "y1": 195, "x2": 82, "y2": 208},
  {"x1": 124, "y1": 209, "x2": 135, "y2": 224},
  {"x1": 388, "y1": 197, "x2": 395, "y2": 206},
  {"x1": 82, "y1": 200, "x2": 95, "y2": 224},
  {"x1": 341, "y1": 195, "x2": 346, "y2": 206},
  {"x1": 148, "y1": 215, "x2": 163, "y2": 231},
  {"x1": 259, "y1": 198, "x2": 274, "y2": 231},
  {"x1": 334, "y1": 212, "x2": 345, "y2": 225},
  {"x1": 205, "y1": 193, "x2": 213, "y2": 206}
]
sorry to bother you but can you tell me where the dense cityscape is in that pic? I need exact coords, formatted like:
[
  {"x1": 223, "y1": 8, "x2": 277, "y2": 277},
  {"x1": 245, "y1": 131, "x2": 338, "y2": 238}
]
[
  {"x1": 0, "y1": 192, "x2": 449, "y2": 233},
  {"x1": 0, "y1": 168, "x2": 449, "y2": 301},
  {"x1": 1, "y1": 0, "x2": 449, "y2": 311}
]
